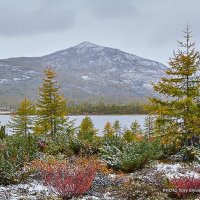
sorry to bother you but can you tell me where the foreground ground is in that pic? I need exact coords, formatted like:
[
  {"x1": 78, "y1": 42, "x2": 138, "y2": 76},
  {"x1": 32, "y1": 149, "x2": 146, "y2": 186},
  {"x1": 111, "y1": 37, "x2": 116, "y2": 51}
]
[{"x1": 0, "y1": 161, "x2": 199, "y2": 200}]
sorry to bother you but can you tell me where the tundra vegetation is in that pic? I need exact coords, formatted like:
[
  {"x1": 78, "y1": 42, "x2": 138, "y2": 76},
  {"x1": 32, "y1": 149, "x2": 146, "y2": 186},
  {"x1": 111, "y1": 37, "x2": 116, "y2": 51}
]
[{"x1": 0, "y1": 26, "x2": 199, "y2": 199}]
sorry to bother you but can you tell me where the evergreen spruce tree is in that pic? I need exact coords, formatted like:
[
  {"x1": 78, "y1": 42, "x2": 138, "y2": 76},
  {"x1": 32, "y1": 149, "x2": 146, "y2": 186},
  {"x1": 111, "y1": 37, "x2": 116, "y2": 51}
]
[
  {"x1": 103, "y1": 122, "x2": 115, "y2": 138},
  {"x1": 123, "y1": 129, "x2": 135, "y2": 142},
  {"x1": 113, "y1": 120, "x2": 122, "y2": 136},
  {"x1": 8, "y1": 97, "x2": 35, "y2": 138},
  {"x1": 8, "y1": 97, "x2": 36, "y2": 161},
  {"x1": 35, "y1": 68, "x2": 67, "y2": 137},
  {"x1": 78, "y1": 116, "x2": 97, "y2": 141},
  {"x1": 144, "y1": 115, "x2": 155, "y2": 138},
  {"x1": 148, "y1": 25, "x2": 200, "y2": 144},
  {"x1": 130, "y1": 120, "x2": 142, "y2": 135}
]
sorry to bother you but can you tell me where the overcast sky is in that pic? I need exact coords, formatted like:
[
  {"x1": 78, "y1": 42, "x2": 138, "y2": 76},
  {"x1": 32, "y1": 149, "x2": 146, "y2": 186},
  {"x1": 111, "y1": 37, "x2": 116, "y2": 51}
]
[{"x1": 0, "y1": 0, "x2": 199, "y2": 65}]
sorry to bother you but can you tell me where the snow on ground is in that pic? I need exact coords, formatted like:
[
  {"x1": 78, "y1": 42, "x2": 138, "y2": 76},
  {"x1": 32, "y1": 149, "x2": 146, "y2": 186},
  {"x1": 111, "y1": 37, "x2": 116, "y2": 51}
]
[
  {"x1": 0, "y1": 79, "x2": 10, "y2": 84},
  {"x1": 0, "y1": 162, "x2": 199, "y2": 199},
  {"x1": 81, "y1": 75, "x2": 90, "y2": 80},
  {"x1": 0, "y1": 180, "x2": 50, "y2": 200},
  {"x1": 155, "y1": 162, "x2": 200, "y2": 179},
  {"x1": 13, "y1": 78, "x2": 21, "y2": 81}
]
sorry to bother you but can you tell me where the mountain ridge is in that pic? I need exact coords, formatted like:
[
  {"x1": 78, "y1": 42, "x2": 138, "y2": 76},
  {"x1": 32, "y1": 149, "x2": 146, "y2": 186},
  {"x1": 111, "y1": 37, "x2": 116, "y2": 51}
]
[{"x1": 0, "y1": 41, "x2": 167, "y2": 106}]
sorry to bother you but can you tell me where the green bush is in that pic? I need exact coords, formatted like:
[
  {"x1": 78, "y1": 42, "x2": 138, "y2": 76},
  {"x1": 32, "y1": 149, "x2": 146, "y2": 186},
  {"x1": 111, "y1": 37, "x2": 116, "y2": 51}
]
[
  {"x1": 44, "y1": 134, "x2": 101, "y2": 156},
  {"x1": 161, "y1": 143, "x2": 181, "y2": 159},
  {"x1": 176, "y1": 145, "x2": 200, "y2": 162},
  {"x1": 0, "y1": 125, "x2": 6, "y2": 140},
  {"x1": 101, "y1": 137, "x2": 163, "y2": 172},
  {"x1": 0, "y1": 134, "x2": 39, "y2": 185},
  {"x1": 120, "y1": 140, "x2": 163, "y2": 172},
  {"x1": 100, "y1": 136, "x2": 124, "y2": 169},
  {"x1": 69, "y1": 136, "x2": 102, "y2": 155},
  {"x1": 69, "y1": 138, "x2": 83, "y2": 154},
  {"x1": 43, "y1": 134, "x2": 71, "y2": 156}
]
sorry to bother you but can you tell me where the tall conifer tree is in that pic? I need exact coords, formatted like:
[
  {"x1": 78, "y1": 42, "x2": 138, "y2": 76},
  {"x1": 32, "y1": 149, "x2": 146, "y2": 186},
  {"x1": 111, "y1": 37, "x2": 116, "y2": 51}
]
[
  {"x1": 130, "y1": 120, "x2": 142, "y2": 135},
  {"x1": 35, "y1": 68, "x2": 67, "y2": 137},
  {"x1": 103, "y1": 122, "x2": 115, "y2": 138},
  {"x1": 78, "y1": 116, "x2": 97, "y2": 141},
  {"x1": 8, "y1": 97, "x2": 35, "y2": 138},
  {"x1": 148, "y1": 25, "x2": 200, "y2": 143},
  {"x1": 144, "y1": 115, "x2": 155, "y2": 137},
  {"x1": 113, "y1": 120, "x2": 122, "y2": 136}
]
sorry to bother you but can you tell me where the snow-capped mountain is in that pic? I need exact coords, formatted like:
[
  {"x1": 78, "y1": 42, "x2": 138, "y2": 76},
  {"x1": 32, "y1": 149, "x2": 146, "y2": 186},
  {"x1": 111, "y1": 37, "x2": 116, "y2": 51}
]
[{"x1": 0, "y1": 41, "x2": 167, "y2": 102}]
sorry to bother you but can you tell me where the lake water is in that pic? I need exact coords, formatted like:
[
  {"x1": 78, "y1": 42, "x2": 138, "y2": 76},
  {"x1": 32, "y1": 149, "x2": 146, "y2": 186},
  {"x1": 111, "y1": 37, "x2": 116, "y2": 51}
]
[{"x1": 0, "y1": 115, "x2": 146, "y2": 135}]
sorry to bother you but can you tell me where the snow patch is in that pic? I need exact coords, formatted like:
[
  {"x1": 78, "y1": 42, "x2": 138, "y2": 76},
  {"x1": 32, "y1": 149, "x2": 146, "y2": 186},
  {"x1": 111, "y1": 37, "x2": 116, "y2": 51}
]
[
  {"x1": 81, "y1": 75, "x2": 90, "y2": 81},
  {"x1": 0, "y1": 180, "x2": 50, "y2": 200},
  {"x1": 75, "y1": 41, "x2": 97, "y2": 48},
  {"x1": 0, "y1": 79, "x2": 9, "y2": 84},
  {"x1": 13, "y1": 78, "x2": 22, "y2": 81},
  {"x1": 155, "y1": 163, "x2": 200, "y2": 179}
]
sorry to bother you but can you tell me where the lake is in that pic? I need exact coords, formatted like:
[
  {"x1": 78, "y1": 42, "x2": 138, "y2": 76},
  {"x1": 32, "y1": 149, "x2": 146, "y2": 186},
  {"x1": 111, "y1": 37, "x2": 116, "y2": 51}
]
[{"x1": 0, "y1": 115, "x2": 146, "y2": 135}]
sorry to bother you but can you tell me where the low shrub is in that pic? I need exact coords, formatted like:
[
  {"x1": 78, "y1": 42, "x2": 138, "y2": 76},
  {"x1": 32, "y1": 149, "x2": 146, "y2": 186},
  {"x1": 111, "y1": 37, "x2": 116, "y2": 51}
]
[
  {"x1": 109, "y1": 178, "x2": 168, "y2": 199},
  {"x1": 169, "y1": 177, "x2": 200, "y2": 198},
  {"x1": 43, "y1": 135, "x2": 71, "y2": 156},
  {"x1": 38, "y1": 121, "x2": 76, "y2": 156},
  {"x1": 69, "y1": 137, "x2": 102, "y2": 155},
  {"x1": 179, "y1": 145, "x2": 200, "y2": 162},
  {"x1": 101, "y1": 137, "x2": 163, "y2": 172},
  {"x1": 100, "y1": 136, "x2": 125, "y2": 169},
  {"x1": 0, "y1": 134, "x2": 39, "y2": 185},
  {"x1": 68, "y1": 138, "x2": 83, "y2": 154},
  {"x1": 0, "y1": 125, "x2": 6, "y2": 140},
  {"x1": 33, "y1": 158, "x2": 98, "y2": 199}
]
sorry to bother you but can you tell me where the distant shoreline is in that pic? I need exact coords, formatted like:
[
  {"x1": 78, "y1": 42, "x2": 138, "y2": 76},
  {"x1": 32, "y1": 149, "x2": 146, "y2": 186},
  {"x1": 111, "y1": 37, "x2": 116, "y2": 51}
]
[
  {"x1": 0, "y1": 113, "x2": 147, "y2": 116},
  {"x1": 0, "y1": 112, "x2": 12, "y2": 115},
  {"x1": 68, "y1": 113, "x2": 147, "y2": 116}
]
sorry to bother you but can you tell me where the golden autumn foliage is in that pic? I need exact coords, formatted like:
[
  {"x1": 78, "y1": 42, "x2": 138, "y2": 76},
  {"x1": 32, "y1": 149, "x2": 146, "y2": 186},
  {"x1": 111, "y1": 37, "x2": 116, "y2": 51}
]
[{"x1": 147, "y1": 25, "x2": 200, "y2": 144}]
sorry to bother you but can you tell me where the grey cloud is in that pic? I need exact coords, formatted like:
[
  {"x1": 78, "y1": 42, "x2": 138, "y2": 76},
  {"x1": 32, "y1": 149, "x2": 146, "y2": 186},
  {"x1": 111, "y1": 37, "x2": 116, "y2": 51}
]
[
  {"x1": 85, "y1": 0, "x2": 138, "y2": 19},
  {"x1": 0, "y1": 0, "x2": 200, "y2": 65},
  {"x1": 142, "y1": 0, "x2": 200, "y2": 45},
  {"x1": 0, "y1": 0, "x2": 76, "y2": 36}
]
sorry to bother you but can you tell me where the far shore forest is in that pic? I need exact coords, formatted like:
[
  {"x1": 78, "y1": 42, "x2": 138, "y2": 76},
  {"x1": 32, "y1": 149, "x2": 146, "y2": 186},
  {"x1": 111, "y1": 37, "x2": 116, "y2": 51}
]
[{"x1": 0, "y1": 97, "x2": 146, "y2": 115}]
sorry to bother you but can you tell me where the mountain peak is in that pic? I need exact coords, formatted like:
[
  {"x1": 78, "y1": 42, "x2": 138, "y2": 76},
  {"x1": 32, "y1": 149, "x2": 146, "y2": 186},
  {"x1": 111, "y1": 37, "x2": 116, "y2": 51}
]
[
  {"x1": 0, "y1": 42, "x2": 167, "y2": 102},
  {"x1": 75, "y1": 41, "x2": 97, "y2": 48}
]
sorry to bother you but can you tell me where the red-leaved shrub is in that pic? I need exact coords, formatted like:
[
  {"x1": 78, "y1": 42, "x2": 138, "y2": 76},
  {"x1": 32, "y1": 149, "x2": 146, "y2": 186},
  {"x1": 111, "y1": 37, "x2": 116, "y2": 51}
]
[
  {"x1": 170, "y1": 177, "x2": 200, "y2": 197},
  {"x1": 33, "y1": 158, "x2": 98, "y2": 199}
]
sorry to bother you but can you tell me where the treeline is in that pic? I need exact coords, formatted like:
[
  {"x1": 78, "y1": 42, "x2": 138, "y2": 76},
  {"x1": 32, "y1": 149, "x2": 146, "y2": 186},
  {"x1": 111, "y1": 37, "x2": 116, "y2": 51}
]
[
  {"x1": 67, "y1": 101, "x2": 146, "y2": 115},
  {"x1": 1, "y1": 97, "x2": 147, "y2": 115}
]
